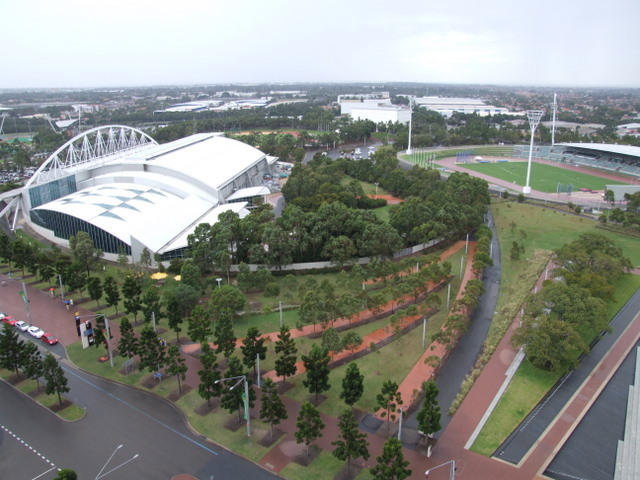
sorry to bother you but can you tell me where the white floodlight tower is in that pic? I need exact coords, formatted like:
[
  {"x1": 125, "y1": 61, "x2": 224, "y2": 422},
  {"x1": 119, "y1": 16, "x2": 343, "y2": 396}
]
[
  {"x1": 551, "y1": 93, "x2": 558, "y2": 146},
  {"x1": 523, "y1": 110, "x2": 544, "y2": 194},
  {"x1": 406, "y1": 98, "x2": 413, "y2": 155}
]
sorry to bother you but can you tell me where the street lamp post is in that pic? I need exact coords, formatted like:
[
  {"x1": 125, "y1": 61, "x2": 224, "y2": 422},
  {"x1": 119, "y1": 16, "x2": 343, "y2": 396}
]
[
  {"x1": 95, "y1": 444, "x2": 139, "y2": 480},
  {"x1": 406, "y1": 99, "x2": 413, "y2": 155},
  {"x1": 77, "y1": 313, "x2": 113, "y2": 367},
  {"x1": 523, "y1": 110, "x2": 544, "y2": 194},
  {"x1": 103, "y1": 314, "x2": 114, "y2": 368},
  {"x1": 216, "y1": 375, "x2": 251, "y2": 437},
  {"x1": 19, "y1": 280, "x2": 33, "y2": 326},
  {"x1": 425, "y1": 459, "x2": 456, "y2": 480}
]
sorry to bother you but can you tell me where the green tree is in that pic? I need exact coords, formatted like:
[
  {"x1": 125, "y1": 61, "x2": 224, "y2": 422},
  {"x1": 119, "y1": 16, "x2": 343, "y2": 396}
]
[
  {"x1": 342, "y1": 331, "x2": 363, "y2": 353},
  {"x1": 332, "y1": 409, "x2": 370, "y2": 474},
  {"x1": 141, "y1": 287, "x2": 163, "y2": 325},
  {"x1": 259, "y1": 378, "x2": 288, "y2": 439},
  {"x1": 43, "y1": 353, "x2": 70, "y2": 406},
  {"x1": 103, "y1": 275, "x2": 121, "y2": 314},
  {"x1": 86, "y1": 277, "x2": 103, "y2": 307},
  {"x1": 299, "y1": 290, "x2": 325, "y2": 332},
  {"x1": 321, "y1": 327, "x2": 342, "y2": 360},
  {"x1": 197, "y1": 342, "x2": 221, "y2": 407},
  {"x1": 187, "y1": 305, "x2": 212, "y2": 344},
  {"x1": 22, "y1": 341, "x2": 44, "y2": 390},
  {"x1": 220, "y1": 356, "x2": 255, "y2": 423},
  {"x1": 214, "y1": 315, "x2": 236, "y2": 359},
  {"x1": 164, "y1": 290, "x2": 183, "y2": 343},
  {"x1": 92, "y1": 315, "x2": 108, "y2": 351},
  {"x1": 512, "y1": 313, "x2": 586, "y2": 373},
  {"x1": 65, "y1": 262, "x2": 88, "y2": 300},
  {"x1": 139, "y1": 247, "x2": 152, "y2": 271},
  {"x1": 322, "y1": 235, "x2": 356, "y2": 266},
  {"x1": 121, "y1": 274, "x2": 143, "y2": 322},
  {"x1": 295, "y1": 401, "x2": 325, "y2": 456},
  {"x1": 340, "y1": 362, "x2": 364, "y2": 407},
  {"x1": 219, "y1": 251, "x2": 232, "y2": 284},
  {"x1": 210, "y1": 285, "x2": 246, "y2": 322},
  {"x1": 301, "y1": 344, "x2": 331, "y2": 402},
  {"x1": 180, "y1": 259, "x2": 202, "y2": 291},
  {"x1": 274, "y1": 325, "x2": 298, "y2": 382},
  {"x1": 118, "y1": 317, "x2": 138, "y2": 372},
  {"x1": 53, "y1": 469, "x2": 78, "y2": 480},
  {"x1": 68, "y1": 231, "x2": 103, "y2": 276},
  {"x1": 0, "y1": 323, "x2": 25, "y2": 376},
  {"x1": 371, "y1": 438, "x2": 411, "y2": 480},
  {"x1": 165, "y1": 345, "x2": 188, "y2": 394},
  {"x1": 137, "y1": 324, "x2": 166, "y2": 373},
  {"x1": 416, "y1": 380, "x2": 441, "y2": 437},
  {"x1": 376, "y1": 380, "x2": 403, "y2": 433},
  {"x1": 240, "y1": 326, "x2": 267, "y2": 379}
]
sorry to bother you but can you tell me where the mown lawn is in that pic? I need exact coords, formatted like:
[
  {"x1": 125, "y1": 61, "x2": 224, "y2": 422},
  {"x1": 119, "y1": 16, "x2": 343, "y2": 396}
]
[
  {"x1": 462, "y1": 162, "x2": 627, "y2": 193},
  {"x1": 492, "y1": 201, "x2": 640, "y2": 273}
]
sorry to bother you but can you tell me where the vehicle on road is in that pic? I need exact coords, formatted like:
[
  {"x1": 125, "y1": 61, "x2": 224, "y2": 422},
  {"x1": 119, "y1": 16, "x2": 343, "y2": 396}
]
[
  {"x1": 14, "y1": 320, "x2": 29, "y2": 332},
  {"x1": 1, "y1": 313, "x2": 17, "y2": 326},
  {"x1": 27, "y1": 326, "x2": 44, "y2": 338},
  {"x1": 41, "y1": 333, "x2": 58, "y2": 345}
]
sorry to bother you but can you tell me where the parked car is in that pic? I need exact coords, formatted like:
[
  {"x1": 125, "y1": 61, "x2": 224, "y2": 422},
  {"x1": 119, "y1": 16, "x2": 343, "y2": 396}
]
[
  {"x1": 1, "y1": 314, "x2": 17, "y2": 326},
  {"x1": 14, "y1": 320, "x2": 29, "y2": 332},
  {"x1": 41, "y1": 333, "x2": 58, "y2": 345},
  {"x1": 27, "y1": 326, "x2": 44, "y2": 338}
]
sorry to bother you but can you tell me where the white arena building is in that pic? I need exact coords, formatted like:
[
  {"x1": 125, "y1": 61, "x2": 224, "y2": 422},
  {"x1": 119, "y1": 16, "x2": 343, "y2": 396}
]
[{"x1": 19, "y1": 125, "x2": 275, "y2": 262}]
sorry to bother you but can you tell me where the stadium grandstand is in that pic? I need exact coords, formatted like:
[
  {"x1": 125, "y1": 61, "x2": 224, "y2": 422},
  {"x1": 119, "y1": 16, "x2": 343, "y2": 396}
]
[
  {"x1": 8, "y1": 125, "x2": 277, "y2": 262},
  {"x1": 514, "y1": 143, "x2": 640, "y2": 177}
]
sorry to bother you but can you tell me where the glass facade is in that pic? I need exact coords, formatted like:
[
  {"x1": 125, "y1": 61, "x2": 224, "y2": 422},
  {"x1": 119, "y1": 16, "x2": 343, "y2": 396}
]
[
  {"x1": 29, "y1": 176, "x2": 77, "y2": 209},
  {"x1": 159, "y1": 247, "x2": 188, "y2": 262},
  {"x1": 30, "y1": 209, "x2": 131, "y2": 255}
]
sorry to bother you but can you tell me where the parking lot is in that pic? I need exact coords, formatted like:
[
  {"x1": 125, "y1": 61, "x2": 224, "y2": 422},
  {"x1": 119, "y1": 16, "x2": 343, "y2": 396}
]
[{"x1": 0, "y1": 412, "x2": 58, "y2": 480}]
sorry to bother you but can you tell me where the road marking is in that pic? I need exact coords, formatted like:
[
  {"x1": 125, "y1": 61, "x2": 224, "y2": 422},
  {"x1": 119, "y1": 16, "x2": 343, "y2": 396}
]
[
  {"x1": 0, "y1": 423, "x2": 57, "y2": 478},
  {"x1": 62, "y1": 366, "x2": 219, "y2": 456}
]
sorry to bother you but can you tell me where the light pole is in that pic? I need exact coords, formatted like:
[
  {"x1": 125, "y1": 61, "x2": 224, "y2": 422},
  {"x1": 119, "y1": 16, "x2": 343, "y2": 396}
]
[
  {"x1": 425, "y1": 459, "x2": 456, "y2": 480},
  {"x1": 77, "y1": 313, "x2": 113, "y2": 367},
  {"x1": 397, "y1": 408, "x2": 404, "y2": 441},
  {"x1": 406, "y1": 99, "x2": 413, "y2": 155},
  {"x1": 523, "y1": 110, "x2": 544, "y2": 194},
  {"x1": 216, "y1": 375, "x2": 251, "y2": 437},
  {"x1": 103, "y1": 314, "x2": 114, "y2": 368},
  {"x1": 95, "y1": 444, "x2": 139, "y2": 480},
  {"x1": 19, "y1": 281, "x2": 33, "y2": 326}
]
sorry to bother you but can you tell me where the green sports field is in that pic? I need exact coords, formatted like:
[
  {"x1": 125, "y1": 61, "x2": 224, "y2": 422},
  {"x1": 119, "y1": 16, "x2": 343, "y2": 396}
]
[{"x1": 461, "y1": 161, "x2": 628, "y2": 193}]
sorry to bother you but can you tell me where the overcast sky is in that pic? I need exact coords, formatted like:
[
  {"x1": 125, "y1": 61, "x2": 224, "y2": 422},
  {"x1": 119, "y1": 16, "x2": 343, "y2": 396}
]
[{"x1": 3, "y1": 0, "x2": 639, "y2": 89}]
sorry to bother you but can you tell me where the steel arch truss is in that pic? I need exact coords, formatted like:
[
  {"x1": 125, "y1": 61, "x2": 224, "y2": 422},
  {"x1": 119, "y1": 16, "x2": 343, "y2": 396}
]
[{"x1": 25, "y1": 125, "x2": 158, "y2": 187}]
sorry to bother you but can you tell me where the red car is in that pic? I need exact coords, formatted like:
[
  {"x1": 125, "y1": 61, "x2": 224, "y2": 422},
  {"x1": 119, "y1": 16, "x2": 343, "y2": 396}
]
[
  {"x1": 0, "y1": 313, "x2": 17, "y2": 326},
  {"x1": 41, "y1": 333, "x2": 58, "y2": 345}
]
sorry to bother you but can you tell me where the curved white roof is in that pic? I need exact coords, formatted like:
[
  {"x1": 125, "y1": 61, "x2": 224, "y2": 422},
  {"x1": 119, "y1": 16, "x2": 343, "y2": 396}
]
[
  {"x1": 127, "y1": 133, "x2": 267, "y2": 190},
  {"x1": 34, "y1": 184, "x2": 182, "y2": 244},
  {"x1": 559, "y1": 143, "x2": 640, "y2": 159},
  {"x1": 34, "y1": 183, "x2": 250, "y2": 254}
]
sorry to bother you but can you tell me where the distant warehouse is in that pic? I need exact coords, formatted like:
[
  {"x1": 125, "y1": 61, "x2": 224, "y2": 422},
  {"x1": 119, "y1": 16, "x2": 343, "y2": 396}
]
[{"x1": 20, "y1": 126, "x2": 276, "y2": 262}]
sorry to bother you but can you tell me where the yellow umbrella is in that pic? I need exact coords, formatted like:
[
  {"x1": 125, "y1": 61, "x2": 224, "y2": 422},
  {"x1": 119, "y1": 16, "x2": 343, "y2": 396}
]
[{"x1": 150, "y1": 272, "x2": 168, "y2": 280}]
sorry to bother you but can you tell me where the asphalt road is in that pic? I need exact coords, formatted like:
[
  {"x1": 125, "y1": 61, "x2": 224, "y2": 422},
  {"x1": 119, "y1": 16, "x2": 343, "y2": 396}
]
[
  {"x1": 1, "y1": 358, "x2": 280, "y2": 480},
  {"x1": 404, "y1": 210, "x2": 501, "y2": 436}
]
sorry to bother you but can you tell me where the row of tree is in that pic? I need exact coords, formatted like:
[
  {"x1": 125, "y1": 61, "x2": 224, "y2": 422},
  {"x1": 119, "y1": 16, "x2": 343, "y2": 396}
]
[
  {"x1": 513, "y1": 233, "x2": 632, "y2": 372},
  {"x1": 0, "y1": 323, "x2": 69, "y2": 405}
]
